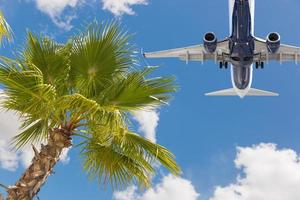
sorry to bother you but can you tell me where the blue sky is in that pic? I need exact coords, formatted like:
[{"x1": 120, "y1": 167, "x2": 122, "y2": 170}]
[{"x1": 2, "y1": 0, "x2": 300, "y2": 199}]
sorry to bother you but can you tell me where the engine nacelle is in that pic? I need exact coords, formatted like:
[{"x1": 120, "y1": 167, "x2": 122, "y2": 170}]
[
  {"x1": 203, "y1": 32, "x2": 217, "y2": 53},
  {"x1": 266, "y1": 32, "x2": 280, "y2": 53}
]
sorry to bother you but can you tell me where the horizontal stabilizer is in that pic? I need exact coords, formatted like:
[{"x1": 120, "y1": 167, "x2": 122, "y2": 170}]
[
  {"x1": 205, "y1": 88, "x2": 279, "y2": 97},
  {"x1": 247, "y1": 88, "x2": 279, "y2": 96}
]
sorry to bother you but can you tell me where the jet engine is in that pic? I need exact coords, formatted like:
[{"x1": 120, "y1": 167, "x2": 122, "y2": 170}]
[
  {"x1": 204, "y1": 32, "x2": 217, "y2": 53},
  {"x1": 266, "y1": 32, "x2": 280, "y2": 53}
]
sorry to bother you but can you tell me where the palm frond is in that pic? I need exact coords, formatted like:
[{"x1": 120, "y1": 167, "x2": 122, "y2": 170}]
[
  {"x1": 0, "y1": 11, "x2": 12, "y2": 44},
  {"x1": 81, "y1": 128, "x2": 181, "y2": 189},
  {"x1": 58, "y1": 93, "x2": 122, "y2": 126},
  {"x1": 0, "y1": 60, "x2": 57, "y2": 146},
  {"x1": 69, "y1": 20, "x2": 136, "y2": 97},
  {"x1": 0, "y1": 61, "x2": 56, "y2": 115},
  {"x1": 100, "y1": 67, "x2": 177, "y2": 111},
  {"x1": 118, "y1": 131, "x2": 181, "y2": 176},
  {"x1": 12, "y1": 119, "x2": 49, "y2": 149},
  {"x1": 22, "y1": 32, "x2": 70, "y2": 94}
]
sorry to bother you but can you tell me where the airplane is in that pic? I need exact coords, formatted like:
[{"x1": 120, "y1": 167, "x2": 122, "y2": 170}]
[{"x1": 144, "y1": 0, "x2": 300, "y2": 98}]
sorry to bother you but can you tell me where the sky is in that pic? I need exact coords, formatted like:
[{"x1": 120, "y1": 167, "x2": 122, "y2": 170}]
[{"x1": 1, "y1": 0, "x2": 300, "y2": 199}]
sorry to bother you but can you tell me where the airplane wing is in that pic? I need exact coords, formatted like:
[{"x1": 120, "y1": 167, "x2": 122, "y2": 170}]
[
  {"x1": 254, "y1": 37, "x2": 300, "y2": 64},
  {"x1": 144, "y1": 39, "x2": 230, "y2": 63}
]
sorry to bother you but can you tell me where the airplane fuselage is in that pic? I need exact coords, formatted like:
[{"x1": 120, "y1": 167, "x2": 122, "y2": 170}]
[{"x1": 229, "y1": 0, "x2": 255, "y2": 95}]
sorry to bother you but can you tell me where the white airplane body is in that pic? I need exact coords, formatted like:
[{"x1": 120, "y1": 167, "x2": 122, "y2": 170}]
[{"x1": 144, "y1": 0, "x2": 300, "y2": 98}]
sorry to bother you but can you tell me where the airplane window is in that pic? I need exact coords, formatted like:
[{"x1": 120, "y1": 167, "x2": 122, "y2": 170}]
[{"x1": 231, "y1": 57, "x2": 240, "y2": 61}]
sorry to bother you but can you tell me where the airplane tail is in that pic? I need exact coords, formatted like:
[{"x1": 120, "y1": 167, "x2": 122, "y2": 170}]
[{"x1": 205, "y1": 88, "x2": 279, "y2": 97}]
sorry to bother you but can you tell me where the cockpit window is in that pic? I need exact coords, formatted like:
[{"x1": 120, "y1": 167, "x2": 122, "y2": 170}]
[{"x1": 231, "y1": 57, "x2": 240, "y2": 61}]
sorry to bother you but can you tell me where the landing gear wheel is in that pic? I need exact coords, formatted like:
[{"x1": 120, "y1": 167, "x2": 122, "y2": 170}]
[
  {"x1": 255, "y1": 62, "x2": 264, "y2": 69},
  {"x1": 225, "y1": 62, "x2": 228, "y2": 69},
  {"x1": 219, "y1": 62, "x2": 223, "y2": 69}
]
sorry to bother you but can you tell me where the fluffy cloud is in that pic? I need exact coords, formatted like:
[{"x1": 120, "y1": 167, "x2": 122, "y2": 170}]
[
  {"x1": 31, "y1": 0, "x2": 82, "y2": 30},
  {"x1": 133, "y1": 109, "x2": 159, "y2": 143},
  {"x1": 35, "y1": 0, "x2": 79, "y2": 18},
  {"x1": 114, "y1": 143, "x2": 300, "y2": 200},
  {"x1": 210, "y1": 143, "x2": 300, "y2": 200},
  {"x1": 28, "y1": 0, "x2": 149, "y2": 30},
  {"x1": 60, "y1": 147, "x2": 71, "y2": 164},
  {"x1": 0, "y1": 109, "x2": 25, "y2": 171},
  {"x1": 102, "y1": 0, "x2": 148, "y2": 16},
  {"x1": 114, "y1": 174, "x2": 200, "y2": 200}
]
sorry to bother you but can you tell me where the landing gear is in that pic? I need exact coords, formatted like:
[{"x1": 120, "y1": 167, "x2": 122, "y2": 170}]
[
  {"x1": 219, "y1": 62, "x2": 228, "y2": 69},
  {"x1": 255, "y1": 61, "x2": 264, "y2": 69},
  {"x1": 225, "y1": 62, "x2": 228, "y2": 69}
]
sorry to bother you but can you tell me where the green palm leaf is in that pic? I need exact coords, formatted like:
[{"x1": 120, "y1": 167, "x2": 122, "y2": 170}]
[
  {"x1": 0, "y1": 59, "x2": 57, "y2": 148},
  {"x1": 69, "y1": 20, "x2": 136, "y2": 97},
  {"x1": 82, "y1": 129, "x2": 180, "y2": 189},
  {"x1": 23, "y1": 32, "x2": 70, "y2": 95},
  {"x1": 100, "y1": 67, "x2": 177, "y2": 110},
  {"x1": 12, "y1": 119, "x2": 49, "y2": 149},
  {"x1": 0, "y1": 11, "x2": 12, "y2": 44}
]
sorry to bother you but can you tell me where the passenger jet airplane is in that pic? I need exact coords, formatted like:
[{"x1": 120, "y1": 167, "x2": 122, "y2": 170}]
[{"x1": 144, "y1": 0, "x2": 300, "y2": 98}]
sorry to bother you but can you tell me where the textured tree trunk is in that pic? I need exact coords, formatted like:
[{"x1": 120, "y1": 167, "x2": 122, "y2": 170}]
[{"x1": 6, "y1": 128, "x2": 72, "y2": 200}]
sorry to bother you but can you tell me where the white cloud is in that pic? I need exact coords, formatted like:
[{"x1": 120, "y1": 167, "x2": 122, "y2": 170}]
[
  {"x1": 0, "y1": 140, "x2": 19, "y2": 171},
  {"x1": 31, "y1": 0, "x2": 82, "y2": 30},
  {"x1": 102, "y1": 0, "x2": 148, "y2": 16},
  {"x1": 210, "y1": 143, "x2": 300, "y2": 200},
  {"x1": 35, "y1": 0, "x2": 79, "y2": 18},
  {"x1": 114, "y1": 174, "x2": 200, "y2": 200},
  {"x1": 60, "y1": 147, "x2": 71, "y2": 164},
  {"x1": 133, "y1": 109, "x2": 159, "y2": 143},
  {"x1": 27, "y1": 0, "x2": 149, "y2": 29},
  {"x1": 0, "y1": 110, "x2": 24, "y2": 171},
  {"x1": 114, "y1": 144, "x2": 300, "y2": 200},
  {"x1": 114, "y1": 186, "x2": 140, "y2": 200}
]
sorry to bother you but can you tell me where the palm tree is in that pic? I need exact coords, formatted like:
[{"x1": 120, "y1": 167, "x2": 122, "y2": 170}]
[
  {"x1": 0, "y1": 11, "x2": 12, "y2": 200},
  {"x1": 0, "y1": 21, "x2": 180, "y2": 200},
  {"x1": 0, "y1": 11, "x2": 12, "y2": 44}
]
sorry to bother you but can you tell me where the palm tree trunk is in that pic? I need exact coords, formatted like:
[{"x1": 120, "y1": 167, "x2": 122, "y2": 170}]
[{"x1": 6, "y1": 128, "x2": 72, "y2": 200}]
